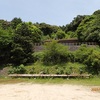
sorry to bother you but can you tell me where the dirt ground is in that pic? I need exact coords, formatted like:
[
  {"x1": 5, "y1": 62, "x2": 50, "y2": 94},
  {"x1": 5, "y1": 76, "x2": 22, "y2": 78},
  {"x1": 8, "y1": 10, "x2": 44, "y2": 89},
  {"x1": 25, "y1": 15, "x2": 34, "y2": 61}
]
[{"x1": 0, "y1": 83, "x2": 100, "y2": 100}]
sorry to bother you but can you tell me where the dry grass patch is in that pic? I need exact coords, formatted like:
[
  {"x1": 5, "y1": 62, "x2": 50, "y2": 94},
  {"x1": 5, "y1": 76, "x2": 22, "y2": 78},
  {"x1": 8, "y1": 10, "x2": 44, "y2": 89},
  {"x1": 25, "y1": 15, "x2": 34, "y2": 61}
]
[{"x1": 91, "y1": 87, "x2": 100, "y2": 92}]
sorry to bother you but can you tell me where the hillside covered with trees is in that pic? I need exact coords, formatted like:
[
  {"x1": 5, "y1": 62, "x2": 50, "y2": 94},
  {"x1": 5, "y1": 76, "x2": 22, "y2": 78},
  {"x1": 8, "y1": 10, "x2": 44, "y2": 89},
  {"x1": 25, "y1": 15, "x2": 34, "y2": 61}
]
[{"x1": 0, "y1": 10, "x2": 100, "y2": 75}]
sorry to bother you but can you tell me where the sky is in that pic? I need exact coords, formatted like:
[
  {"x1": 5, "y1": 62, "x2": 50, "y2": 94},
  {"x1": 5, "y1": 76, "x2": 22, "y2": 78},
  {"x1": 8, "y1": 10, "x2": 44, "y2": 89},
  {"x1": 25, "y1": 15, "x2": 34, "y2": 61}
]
[{"x1": 0, "y1": 0, "x2": 100, "y2": 26}]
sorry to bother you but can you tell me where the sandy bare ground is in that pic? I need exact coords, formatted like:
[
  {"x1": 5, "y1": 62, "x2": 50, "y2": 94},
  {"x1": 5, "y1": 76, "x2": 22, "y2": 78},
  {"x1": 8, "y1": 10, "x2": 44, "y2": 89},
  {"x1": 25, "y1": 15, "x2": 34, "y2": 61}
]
[{"x1": 0, "y1": 83, "x2": 100, "y2": 100}]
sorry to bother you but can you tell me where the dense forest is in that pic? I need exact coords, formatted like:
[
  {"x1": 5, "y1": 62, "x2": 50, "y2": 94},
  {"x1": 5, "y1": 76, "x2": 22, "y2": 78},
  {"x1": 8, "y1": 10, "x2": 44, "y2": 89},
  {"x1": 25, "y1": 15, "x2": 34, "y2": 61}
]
[{"x1": 0, "y1": 10, "x2": 100, "y2": 75}]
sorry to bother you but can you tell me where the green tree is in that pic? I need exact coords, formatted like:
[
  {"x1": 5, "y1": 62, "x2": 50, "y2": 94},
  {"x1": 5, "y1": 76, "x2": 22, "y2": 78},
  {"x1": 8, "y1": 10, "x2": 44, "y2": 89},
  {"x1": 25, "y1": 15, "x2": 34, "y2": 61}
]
[
  {"x1": 65, "y1": 15, "x2": 85, "y2": 32},
  {"x1": 15, "y1": 22, "x2": 43, "y2": 42},
  {"x1": 11, "y1": 22, "x2": 43, "y2": 65},
  {"x1": 0, "y1": 29, "x2": 13, "y2": 65},
  {"x1": 55, "y1": 29, "x2": 66, "y2": 39},
  {"x1": 93, "y1": 10, "x2": 100, "y2": 15},
  {"x1": 74, "y1": 44, "x2": 92, "y2": 63},
  {"x1": 36, "y1": 23, "x2": 59, "y2": 37},
  {"x1": 85, "y1": 49, "x2": 100, "y2": 75},
  {"x1": 74, "y1": 45, "x2": 100, "y2": 75},
  {"x1": 76, "y1": 10, "x2": 100, "y2": 42},
  {"x1": 0, "y1": 20, "x2": 11, "y2": 30},
  {"x1": 11, "y1": 17, "x2": 22, "y2": 29},
  {"x1": 43, "y1": 41, "x2": 70, "y2": 65}
]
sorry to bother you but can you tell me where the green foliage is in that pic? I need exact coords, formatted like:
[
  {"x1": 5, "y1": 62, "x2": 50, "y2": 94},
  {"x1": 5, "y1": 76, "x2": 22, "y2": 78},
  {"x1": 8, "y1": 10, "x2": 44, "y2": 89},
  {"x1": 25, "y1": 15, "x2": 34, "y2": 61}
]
[
  {"x1": 27, "y1": 22, "x2": 43, "y2": 42},
  {"x1": 7, "y1": 44, "x2": 100, "y2": 75},
  {"x1": 11, "y1": 37, "x2": 34, "y2": 65},
  {"x1": 74, "y1": 44, "x2": 91, "y2": 63},
  {"x1": 55, "y1": 29, "x2": 66, "y2": 39},
  {"x1": 0, "y1": 29, "x2": 13, "y2": 65},
  {"x1": 64, "y1": 62, "x2": 86, "y2": 75},
  {"x1": 23, "y1": 62, "x2": 86, "y2": 75},
  {"x1": 11, "y1": 17, "x2": 22, "y2": 29},
  {"x1": 0, "y1": 19, "x2": 43, "y2": 66},
  {"x1": 84, "y1": 49, "x2": 100, "y2": 75},
  {"x1": 11, "y1": 22, "x2": 43, "y2": 65},
  {"x1": 93, "y1": 10, "x2": 100, "y2": 15},
  {"x1": 11, "y1": 45, "x2": 27, "y2": 65},
  {"x1": 43, "y1": 41, "x2": 70, "y2": 65},
  {"x1": 76, "y1": 13, "x2": 100, "y2": 42},
  {"x1": 0, "y1": 10, "x2": 100, "y2": 75},
  {"x1": 16, "y1": 22, "x2": 43, "y2": 42},
  {"x1": 33, "y1": 52, "x2": 44, "y2": 62},
  {"x1": 9, "y1": 64, "x2": 26, "y2": 74},
  {"x1": 66, "y1": 31, "x2": 77, "y2": 38},
  {"x1": 66, "y1": 15, "x2": 85, "y2": 32},
  {"x1": 36, "y1": 23, "x2": 58, "y2": 37},
  {"x1": 74, "y1": 45, "x2": 100, "y2": 75}
]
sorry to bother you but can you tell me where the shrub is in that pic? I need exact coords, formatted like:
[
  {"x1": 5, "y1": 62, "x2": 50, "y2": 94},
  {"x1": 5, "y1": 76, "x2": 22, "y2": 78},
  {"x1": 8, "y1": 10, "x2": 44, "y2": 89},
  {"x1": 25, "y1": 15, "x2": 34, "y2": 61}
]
[
  {"x1": 43, "y1": 41, "x2": 70, "y2": 65},
  {"x1": 74, "y1": 45, "x2": 100, "y2": 75},
  {"x1": 33, "y1": 52, "x2": 44, "y2": 62},
  {"x1": 8, "y1": 64, "x2": 26, "y2": 74},
  {"x1": 85, "y1": 49, "x2": 100, "y2": 75}
]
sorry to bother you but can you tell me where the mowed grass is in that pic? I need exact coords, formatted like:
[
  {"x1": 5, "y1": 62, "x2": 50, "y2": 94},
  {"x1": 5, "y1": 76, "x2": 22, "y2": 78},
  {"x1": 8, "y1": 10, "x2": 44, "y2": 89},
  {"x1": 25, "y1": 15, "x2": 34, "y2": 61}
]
[{"x1": 0, "y1": 76, "x2": 100, "y2": 86}]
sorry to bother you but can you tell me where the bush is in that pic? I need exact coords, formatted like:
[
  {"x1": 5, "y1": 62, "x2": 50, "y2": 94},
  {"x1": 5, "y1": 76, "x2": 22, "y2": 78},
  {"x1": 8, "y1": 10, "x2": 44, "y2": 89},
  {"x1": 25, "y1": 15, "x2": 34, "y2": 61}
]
[
  {"x1": 74, "y1": 45, "x2": 100, "y2": 75},
  {"x1": 84, "y1": 49, "x2": 100, "y2": 75},
  {"x1": 74, "y1": 44, "x2": 91, "y2": 63},
  {"x1": 43, "y1": 41, "x2": 70, "y2": 65},
  {"x1": 8, "y1": 64, "x2": 26, "y2": 74},
  {"x1": 55, "y1": 29, "x2": 66, "y2": 39},
  {"x1": 33, "y1": 52, "x2": 44, "y2": 62}
]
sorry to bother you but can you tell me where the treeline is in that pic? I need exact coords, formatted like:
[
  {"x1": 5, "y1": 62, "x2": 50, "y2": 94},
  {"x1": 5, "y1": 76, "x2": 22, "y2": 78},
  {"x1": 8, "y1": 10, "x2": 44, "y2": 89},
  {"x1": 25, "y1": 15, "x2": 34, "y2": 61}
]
[
  {"x1": 0, "y1": 10, "x2": 100, "y2": 66},
  {"x1": 61, "y1": 9, "x2": 100, "y2": 42}
]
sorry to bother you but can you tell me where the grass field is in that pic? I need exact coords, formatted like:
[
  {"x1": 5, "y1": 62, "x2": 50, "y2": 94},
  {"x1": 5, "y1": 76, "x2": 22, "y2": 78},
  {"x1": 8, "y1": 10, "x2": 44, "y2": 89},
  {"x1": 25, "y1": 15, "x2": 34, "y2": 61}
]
[{"x1": 0, "y1": 76, "x2": 100, "y2": 86}]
